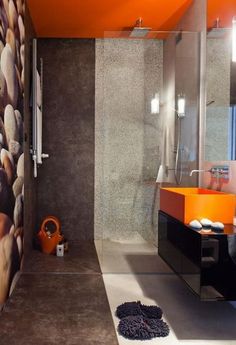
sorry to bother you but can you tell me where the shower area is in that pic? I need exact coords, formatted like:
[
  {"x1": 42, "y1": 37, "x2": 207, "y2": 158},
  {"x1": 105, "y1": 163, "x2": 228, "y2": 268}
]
[
  {"x1": 95, "y1": 28, "x2": 202, "y2": 273},
  {"x1": 22, "y1": 0, "x2": 205, "y2": 280}
]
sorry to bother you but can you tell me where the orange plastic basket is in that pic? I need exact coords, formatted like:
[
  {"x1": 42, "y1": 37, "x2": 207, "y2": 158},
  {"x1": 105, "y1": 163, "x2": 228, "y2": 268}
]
[{"x1": 38, "y1": 216, "x2": 62, "y2": 254}]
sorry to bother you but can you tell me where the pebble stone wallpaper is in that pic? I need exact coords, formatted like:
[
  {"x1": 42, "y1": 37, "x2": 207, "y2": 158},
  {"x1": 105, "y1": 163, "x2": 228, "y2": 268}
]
[{"x1": 0, "y1": 0, "x2": 24, "y2": 306}]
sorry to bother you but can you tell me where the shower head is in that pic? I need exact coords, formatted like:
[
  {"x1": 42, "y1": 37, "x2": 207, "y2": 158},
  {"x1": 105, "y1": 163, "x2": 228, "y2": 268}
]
[
  {"x1": 207, "y1": 17, "x2": 230, "y2": 38},
  {"x1": 129, "y1": 17, "x2": 151, "y2": 38}
]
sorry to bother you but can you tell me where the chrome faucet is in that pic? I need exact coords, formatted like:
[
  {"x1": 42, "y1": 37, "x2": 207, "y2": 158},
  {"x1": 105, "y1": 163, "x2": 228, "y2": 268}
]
[
  {"x1": 190, "y1": 165, "x2": 229, "y2": 180},
  {"x1": 189, "y1": 169, "x2": 209, "y2": 176}
]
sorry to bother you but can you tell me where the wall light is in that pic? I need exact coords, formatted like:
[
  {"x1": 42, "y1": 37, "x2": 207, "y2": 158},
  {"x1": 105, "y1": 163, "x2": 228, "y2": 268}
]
[
  {"x1": 151, "y1": 93, "x2": 160, "y2": 114},
  {"x1": 177, "y1": 94, "x2": 185, "y2": 118},
  {"x1": 232, "y1": 16, "x2": 236, "y2": 62}
]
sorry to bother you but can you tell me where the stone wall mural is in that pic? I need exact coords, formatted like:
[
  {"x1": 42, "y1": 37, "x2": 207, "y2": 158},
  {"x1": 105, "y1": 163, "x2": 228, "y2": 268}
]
[{"x1": 0, "y1": 0, "x2": 24, "y2": 306}]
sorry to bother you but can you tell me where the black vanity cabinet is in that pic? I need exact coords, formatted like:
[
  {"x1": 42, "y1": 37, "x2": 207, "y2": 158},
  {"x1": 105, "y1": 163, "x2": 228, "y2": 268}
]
[{"x1": 158, "y1": 211, "x2": 236, "y2": 300}]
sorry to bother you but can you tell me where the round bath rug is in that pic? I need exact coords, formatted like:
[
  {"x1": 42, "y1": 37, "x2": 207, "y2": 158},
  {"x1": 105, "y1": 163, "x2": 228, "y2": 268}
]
[
  {"x1": 118, "y1": 315, "x2": 170, "y2": 340},
  {"x1": 116, "y1": 301, "x2": 163, "y2": 320}
]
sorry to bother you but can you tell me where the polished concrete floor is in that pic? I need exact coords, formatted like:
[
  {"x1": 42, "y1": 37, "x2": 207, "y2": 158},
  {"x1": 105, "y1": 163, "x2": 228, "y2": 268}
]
[
  {"x1": 95, "y1": 239, "x2": 171, "y2": 273},
  {"x1": 0, "y1": 242, "x2": 118, "y2": 345},
  {"x1": 23, "y1": 241, "x2": 101, "y2": 274},
  {"x1": 98, "y1": 240, "x2": 236, "y2": 345},
  {"x1": 1, "y1": 240, "x2": 236, "y2": 345}
]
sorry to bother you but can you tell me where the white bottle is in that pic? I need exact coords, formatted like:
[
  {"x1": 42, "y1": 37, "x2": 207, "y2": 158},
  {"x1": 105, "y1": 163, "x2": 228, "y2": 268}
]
[{"x1": 56, "y1": 243, "x2": 64, "y2": 257}]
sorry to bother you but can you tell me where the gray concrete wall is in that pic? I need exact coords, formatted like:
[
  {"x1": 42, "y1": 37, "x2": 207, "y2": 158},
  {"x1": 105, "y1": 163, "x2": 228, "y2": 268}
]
[
  {"x1": 95, "y1": 39, "x2": 163, "y2": 243},
  {"x1": 205, "y1": 37, "x2": 231, "y2": 161},
  {"x1": 202, "y1": 160, "x2": 236, "y2": 194},
  {"x1": 36, "y1": 39, "x2": 95, "y2": 241}
]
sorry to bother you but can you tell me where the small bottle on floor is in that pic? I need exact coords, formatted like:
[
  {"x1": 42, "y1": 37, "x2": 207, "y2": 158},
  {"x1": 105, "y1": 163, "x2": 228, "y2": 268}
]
[{"x1": 56, "y1": 243, "x2": 64, "y2": 257}]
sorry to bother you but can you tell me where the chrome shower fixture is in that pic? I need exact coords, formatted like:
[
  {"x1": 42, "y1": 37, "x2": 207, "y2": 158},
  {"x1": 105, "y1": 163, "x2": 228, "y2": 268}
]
[
  {"x1": 129, "y1": 17, "x2": 151, "y2": 38},
  {"x1": 207, "y1": 100, "x2": 215, "y2": 106},
  {"x1": 207, "y1": 18, "x2": 229, "y2": 39}
]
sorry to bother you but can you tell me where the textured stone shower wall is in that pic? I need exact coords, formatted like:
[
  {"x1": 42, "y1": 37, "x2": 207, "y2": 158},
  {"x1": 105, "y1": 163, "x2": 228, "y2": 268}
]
[
  {"x1": 36, "y1": 39, "x2": 95, "y2": 241},
  {"x1": 95, "y1": 39, "x2": 163, "y2": 243}
]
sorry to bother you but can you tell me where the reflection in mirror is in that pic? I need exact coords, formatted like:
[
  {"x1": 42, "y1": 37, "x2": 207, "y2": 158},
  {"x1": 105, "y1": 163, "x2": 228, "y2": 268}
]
[
  {"x1": 205, "y1": 28, "x2": 236, "y2": 161},
  {"x1": 230, "y1": 45, "x2": 236, "y2": 160}
]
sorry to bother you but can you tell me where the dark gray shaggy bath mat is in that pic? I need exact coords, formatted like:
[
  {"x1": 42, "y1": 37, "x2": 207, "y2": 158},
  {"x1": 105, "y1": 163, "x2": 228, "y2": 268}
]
[
  {"x1": 116, "y1": 301, "x2": 163, "y2": 319},
  {"x1": 118, "y1": 315, "x2": 170, "y2": 340}
]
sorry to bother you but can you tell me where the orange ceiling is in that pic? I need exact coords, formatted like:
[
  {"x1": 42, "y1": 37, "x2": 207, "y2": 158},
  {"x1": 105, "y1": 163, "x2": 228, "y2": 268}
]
[
  {"x1": 26, "y1": 0, "x2": 236, "y2": 38},
  {"x1": 26, "y1": 0, "x2": 193, "y2": 38},
  {"x1": 207, "y1": 0, "x2": 236, "y2": 29}
]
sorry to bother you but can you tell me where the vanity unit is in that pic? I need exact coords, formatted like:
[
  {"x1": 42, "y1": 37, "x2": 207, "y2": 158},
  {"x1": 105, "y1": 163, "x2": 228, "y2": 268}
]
[
  {"x1": 158, "y1": 211, "x2": 236, "y2": 300},
  {"x1": 158, "y1": 188, "x2": 236, "y2": 301}
]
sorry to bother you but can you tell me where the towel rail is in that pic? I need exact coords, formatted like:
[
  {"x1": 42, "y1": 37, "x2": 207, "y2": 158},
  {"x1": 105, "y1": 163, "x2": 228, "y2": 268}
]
[{"x1": 31, "y1": 39, "x2": 49, "y2": 178}]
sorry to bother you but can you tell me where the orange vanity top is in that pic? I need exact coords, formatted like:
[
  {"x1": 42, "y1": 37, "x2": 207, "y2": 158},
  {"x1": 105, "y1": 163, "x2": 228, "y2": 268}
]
[{"x1": 160, "y1": 187, "x2": 236, "y2": 225}]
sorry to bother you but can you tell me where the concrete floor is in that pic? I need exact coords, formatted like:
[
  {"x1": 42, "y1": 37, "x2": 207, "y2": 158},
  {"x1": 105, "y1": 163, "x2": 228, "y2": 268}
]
[
  {"x1": 95, "y1": 239, "x2": 171, "y2": 273},
  {"x1": 98, "y1": 240, "x2": 236, "y2": 345},
  {"x1": 1, "y1": 240, "x2": 236, "y2": 345},
  {"x1": 23, "y1": 241, "x2": 101, "y2": 274},
  {"x1": 0, "y1": 242, "x2": 118, "y2": 345}
]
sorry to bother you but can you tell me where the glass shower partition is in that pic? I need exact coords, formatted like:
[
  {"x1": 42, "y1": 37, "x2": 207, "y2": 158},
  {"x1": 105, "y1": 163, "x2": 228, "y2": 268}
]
[{"x1": 95, "y1": 30, "x2": 201, "y2": 274}]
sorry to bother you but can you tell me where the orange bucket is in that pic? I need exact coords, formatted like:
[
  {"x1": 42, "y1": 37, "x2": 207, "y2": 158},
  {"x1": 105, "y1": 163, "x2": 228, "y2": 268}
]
[{"x1": 38, "y1": 216, "x2": 63, "y2": 254}]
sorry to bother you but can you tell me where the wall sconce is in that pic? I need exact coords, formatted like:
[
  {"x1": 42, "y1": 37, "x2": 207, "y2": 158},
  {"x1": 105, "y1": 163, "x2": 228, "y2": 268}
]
[
  {"x1": 177, "y1": 94, "x2": 186, "y2": 118},
  {"x1": 151, "y1": 93, "x2": 160, "y2": 114},
  {"x1": 151, "y1": 93, "x2": 186, "y2": 117},
  {"x1": 232, "y1": 16, "x2": 236, "y2": 62}
]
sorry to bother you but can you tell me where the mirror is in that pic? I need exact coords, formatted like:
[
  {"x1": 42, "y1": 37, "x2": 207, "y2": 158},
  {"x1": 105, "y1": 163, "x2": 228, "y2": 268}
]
[{"x1": 205, "y1": 28, "x2": 236, "y2": 161}]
